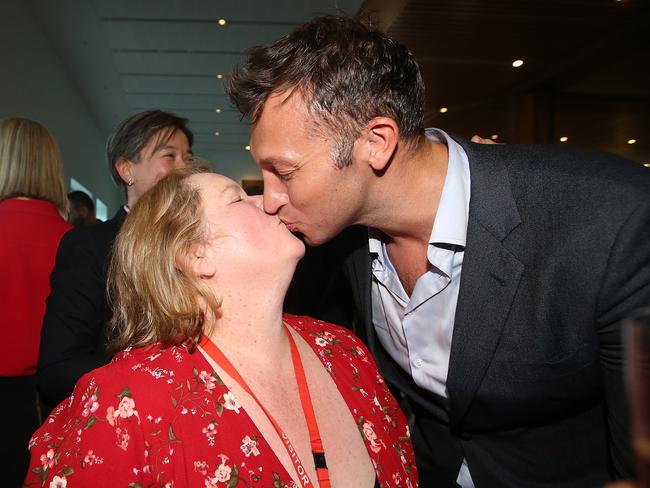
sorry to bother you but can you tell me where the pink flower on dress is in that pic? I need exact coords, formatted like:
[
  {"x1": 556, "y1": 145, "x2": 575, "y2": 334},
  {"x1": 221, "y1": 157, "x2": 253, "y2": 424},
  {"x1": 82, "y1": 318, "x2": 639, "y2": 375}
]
[
  {"x1": 83, "y1": 450, "x2": 97, "y2": 466},
  {"x1": 82, "y1": 394, "x2": 99, "y2": 417},
  {"x1": 106, "y1": 406, "x2": 116, "y2": 426},
  {"x1": 363, "y1": 420, "x2": 385, "y2": 453},
  {"x1": 223, "y1": 392, "x2": 241, "y2": 414},
  {"x1": 315, "y1": 337, "x2": 328, "y2": 347},
  {"x1": 198, "y1": 370, "x2": 217, "y2": 391},
  {"x1": 362, "y1": 421, "x2": 377, "y2": 441},
  {"x1": 116, "y1": 427, "x2": 130, "y2": 451},
  {"x1": 49, "y1": 475, "x2": 67, "y2": 488},
  {"x1": 40, "y1": 448, "x2": 55, "y2": 470},
  {"x1": 194, "y1": 461, "x2": 208, "y2": 475},
  {"x1": 202, "y1": 422, "x2": 217, "y2": 437},
  {"x1": 240, "y1": 435, "x2": 260, "y2": 457}
]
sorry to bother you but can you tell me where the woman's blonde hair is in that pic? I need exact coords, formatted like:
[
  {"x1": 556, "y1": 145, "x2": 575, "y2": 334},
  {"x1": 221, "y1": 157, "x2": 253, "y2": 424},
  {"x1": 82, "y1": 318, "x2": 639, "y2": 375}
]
[
  {"x1": 108, "y1": 165, "x2": 220, "y2": 352},
  {"x1": 0, "y1": 118, "x2": 68, "y2": 214}
]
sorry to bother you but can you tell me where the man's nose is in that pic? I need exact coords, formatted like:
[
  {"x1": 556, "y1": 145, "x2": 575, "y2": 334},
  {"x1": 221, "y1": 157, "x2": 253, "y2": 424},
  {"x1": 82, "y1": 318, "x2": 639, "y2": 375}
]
[{"x1": 262, "y1": 177, "x2": 289, "y2": 215}]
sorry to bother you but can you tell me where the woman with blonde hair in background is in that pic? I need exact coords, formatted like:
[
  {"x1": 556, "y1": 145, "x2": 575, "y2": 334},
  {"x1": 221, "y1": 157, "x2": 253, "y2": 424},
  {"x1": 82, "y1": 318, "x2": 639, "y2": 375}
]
[
  {"x1": 25, "y1": 166, "x2": 417, "y2": 487},
  {"x1": 0, "y1": 117, "x2": 72, "y2": 487}
]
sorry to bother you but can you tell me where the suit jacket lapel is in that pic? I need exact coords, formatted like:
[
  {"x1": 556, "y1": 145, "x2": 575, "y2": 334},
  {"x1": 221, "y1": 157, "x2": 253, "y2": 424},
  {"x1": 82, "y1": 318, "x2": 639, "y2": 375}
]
[
  {"x1": 446, "y1": 139, "x2": 524, "y2": 426},
  {"x1": 341, "y1": 228, "x2": 375, "y2": 349}
]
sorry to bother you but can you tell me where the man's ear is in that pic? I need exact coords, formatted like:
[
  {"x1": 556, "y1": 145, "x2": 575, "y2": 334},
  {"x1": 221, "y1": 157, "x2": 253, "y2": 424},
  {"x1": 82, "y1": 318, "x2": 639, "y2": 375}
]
[
  {"x1": 357, "y1": 117, "x2": 399, "y2": 172},
  {"x1": 179, "y1": 244, "x2": 217, "y2": 279},
  {"x1": 115, "y1": 157, "x2": 133, "y2": 185}
]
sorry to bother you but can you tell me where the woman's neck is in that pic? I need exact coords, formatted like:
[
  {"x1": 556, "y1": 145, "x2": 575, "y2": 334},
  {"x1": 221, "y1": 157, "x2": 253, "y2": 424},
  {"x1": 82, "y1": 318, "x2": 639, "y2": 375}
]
[{"x1": 204, "y1": 294, "x2": 289, "y2": 369}]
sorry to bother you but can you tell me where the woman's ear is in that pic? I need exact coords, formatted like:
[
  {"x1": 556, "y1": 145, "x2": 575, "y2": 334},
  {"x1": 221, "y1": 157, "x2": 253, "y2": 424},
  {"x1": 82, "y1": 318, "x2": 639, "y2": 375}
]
[
  {"x1": 356, "y1": 117, "x2": 399, "y2": 172},
  {"x1": 179, "y1": 244, "x2": 216, "y2": 279},
  {"x1": 115, "y1": 157, "x2": 133, "y2": 186}
]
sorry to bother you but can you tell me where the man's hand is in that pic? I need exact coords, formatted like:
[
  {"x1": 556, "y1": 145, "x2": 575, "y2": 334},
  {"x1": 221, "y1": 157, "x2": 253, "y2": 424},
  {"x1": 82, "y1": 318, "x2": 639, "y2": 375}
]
[{"x1": 471, "y1": 135, "x2": 498, "y2": 144}]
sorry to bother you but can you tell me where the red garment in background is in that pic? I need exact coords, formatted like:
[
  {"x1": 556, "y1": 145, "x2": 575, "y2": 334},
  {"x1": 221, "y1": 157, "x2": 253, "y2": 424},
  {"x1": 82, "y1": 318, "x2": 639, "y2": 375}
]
[
  {"x1": 25, "y1": 315, "x2": 418, "y2": 487},
  {"x1": 0, "y1": 198, "x2": 71, "y2": 376}
]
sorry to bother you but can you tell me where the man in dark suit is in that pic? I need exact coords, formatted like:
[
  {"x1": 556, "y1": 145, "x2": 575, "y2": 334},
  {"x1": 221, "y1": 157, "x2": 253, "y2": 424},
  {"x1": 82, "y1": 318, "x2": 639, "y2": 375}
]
[
  {"x1": 227, "y1": 16, "x2": 650, "y2": 487},
  {"x1": 38, "y1": 110, "x2": 194, "y2": 407}
]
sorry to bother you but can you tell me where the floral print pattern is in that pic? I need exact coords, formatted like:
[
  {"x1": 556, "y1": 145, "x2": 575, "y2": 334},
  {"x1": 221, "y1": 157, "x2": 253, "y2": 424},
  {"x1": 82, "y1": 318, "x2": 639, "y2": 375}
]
[{"x1": 24, "y1": 315, "x2": 417, "y2": 487}]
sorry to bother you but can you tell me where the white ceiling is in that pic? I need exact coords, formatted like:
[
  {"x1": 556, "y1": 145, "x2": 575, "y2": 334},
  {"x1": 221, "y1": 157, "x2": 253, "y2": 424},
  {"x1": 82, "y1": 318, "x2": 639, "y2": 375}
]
[{"x1": 27, "y1": 0, "x2": 363, "y2": 165}]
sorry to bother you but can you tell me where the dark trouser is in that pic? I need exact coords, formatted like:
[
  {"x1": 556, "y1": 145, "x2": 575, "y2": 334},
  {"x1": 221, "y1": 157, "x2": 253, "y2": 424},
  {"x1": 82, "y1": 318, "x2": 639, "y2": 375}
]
[{"x1": 0, "y1": 375, "x2": 40, "y2": 488}]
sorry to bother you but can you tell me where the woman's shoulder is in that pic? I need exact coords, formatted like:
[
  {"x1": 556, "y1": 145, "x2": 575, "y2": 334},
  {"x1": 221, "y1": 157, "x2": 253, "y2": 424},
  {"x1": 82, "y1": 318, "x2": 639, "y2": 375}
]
[{"x1": 57, "y1": 344, "x2": 198, "y2": 412}]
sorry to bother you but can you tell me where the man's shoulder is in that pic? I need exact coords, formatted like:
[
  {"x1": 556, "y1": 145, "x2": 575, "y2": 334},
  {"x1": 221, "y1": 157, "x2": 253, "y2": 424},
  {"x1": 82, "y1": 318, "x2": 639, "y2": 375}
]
[{"x1": 460, "y1": 140, "x2": 650, "y2": 200}]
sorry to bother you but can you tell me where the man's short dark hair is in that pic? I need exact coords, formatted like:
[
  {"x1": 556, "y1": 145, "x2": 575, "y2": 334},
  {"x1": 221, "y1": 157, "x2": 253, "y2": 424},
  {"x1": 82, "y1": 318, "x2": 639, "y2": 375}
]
[
  {"x1": 67, "y1": 190, "x2": 94, "y2": 212},
  {"x1": 226, "y1": 15, "x2": 426, "y2": 167},
  {"x1": 106, "y1": 110, "x2": 194, "y2": 187}
]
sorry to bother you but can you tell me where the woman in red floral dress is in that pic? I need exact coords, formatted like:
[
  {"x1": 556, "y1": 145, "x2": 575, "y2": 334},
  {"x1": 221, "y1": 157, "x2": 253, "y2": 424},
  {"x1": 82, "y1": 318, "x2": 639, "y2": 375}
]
[{"x1": 25, "y1": 166, "x2": 417, "y2": 488}]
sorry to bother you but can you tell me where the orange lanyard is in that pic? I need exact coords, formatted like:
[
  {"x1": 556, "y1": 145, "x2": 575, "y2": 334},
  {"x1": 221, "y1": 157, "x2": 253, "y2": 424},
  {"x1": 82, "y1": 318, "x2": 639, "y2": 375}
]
[{"x1": 199, "y1": 326, "x2": 331, "y2": 488}]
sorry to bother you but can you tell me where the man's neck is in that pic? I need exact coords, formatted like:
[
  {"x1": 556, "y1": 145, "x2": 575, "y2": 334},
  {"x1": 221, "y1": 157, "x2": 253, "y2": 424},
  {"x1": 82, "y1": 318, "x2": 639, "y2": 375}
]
[{"x1": 366, "y1": 137, "x2": 448, "y2": 247}]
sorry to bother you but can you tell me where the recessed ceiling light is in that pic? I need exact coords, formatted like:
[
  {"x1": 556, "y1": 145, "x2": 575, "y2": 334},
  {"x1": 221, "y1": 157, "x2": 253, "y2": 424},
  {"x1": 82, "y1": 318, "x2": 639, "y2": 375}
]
[
  {"x1": 214, "y1": 131, "x2": 220, "y2": 136},
  {"x1": 215, "y1": 108, "x2": 221, "y2": 113},
  {"x1": 216, "y1": 74, "x2": 223, "y2": 79},
  {"x1": 628, "y1": 139, "x2": 637, "y2": 144},
  {"x1": 245, "y1": 145, "x2": 251, "y2": 151},
  {"x1": 559, "y1": 136, "x2": 569, "y2": 142},
  {"x1": 217, "y1": 19, "x2": 226, "y2": 26},
  {"x1": 490, "y1": 134, "x2": 499, "y2": 140},
  {"x1": 512, "y1": 59, "x2": 524, "y2": 68},
  {"x1": 439, "y1": 107, "x2": 448, "y2": 113}
]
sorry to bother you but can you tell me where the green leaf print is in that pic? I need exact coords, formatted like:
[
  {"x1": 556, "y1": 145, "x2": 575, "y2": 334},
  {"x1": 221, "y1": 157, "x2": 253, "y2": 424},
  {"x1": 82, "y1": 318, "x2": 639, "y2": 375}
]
[
  {"x1": 63, "y1": 467, "x2": 74, "y2": 476},
  {"x1": 117, "y1": 386, "x2": 132, "y2": 399},
  {"x1": 213, "y1": 371, "x2": 225, "y2": 386},
  {"x1": 84, "y1": 415, "x2": 97, "y2": 430},
  {"x1": 168, "y1": 424, "x2": 177, "y2": 441}
]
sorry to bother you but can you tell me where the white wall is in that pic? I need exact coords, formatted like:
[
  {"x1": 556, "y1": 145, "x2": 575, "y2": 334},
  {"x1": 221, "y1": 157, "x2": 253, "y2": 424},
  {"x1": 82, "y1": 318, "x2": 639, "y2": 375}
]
[{"x1": 0, "y1": 1, "x2": 122, "y2": 215}]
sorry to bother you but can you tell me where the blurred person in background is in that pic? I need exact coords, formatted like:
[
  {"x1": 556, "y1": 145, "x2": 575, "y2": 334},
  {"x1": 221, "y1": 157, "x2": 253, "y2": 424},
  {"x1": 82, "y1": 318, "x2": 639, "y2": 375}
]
[
  {"x1": 67, "y1": 190, "x2": 98, "y2": 226},
  {"x1": 38, "y1": 110, "x2": 194, "y2": 409},
  {"x1": 0, "y1": 117, "x2": 72, "y2": 487},
  {"x1": 25, "y1": 166, "x2": 417, "y2": 487}
]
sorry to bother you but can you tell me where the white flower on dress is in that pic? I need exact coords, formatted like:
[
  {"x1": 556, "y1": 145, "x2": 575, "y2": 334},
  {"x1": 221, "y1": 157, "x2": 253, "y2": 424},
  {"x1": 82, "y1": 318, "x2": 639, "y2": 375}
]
[
  {"x1": 214, "y1": 462, "x2": 232, "y2": 483},
  {"x1": 223, "y1": 392, "x2": 241, "y2": 414},
  {"x1": 315, "y1": 337, "x2": 328, "y2": 347},
  {"x1": 49, "y1": 475, "x2": 67, "y2": 488}
]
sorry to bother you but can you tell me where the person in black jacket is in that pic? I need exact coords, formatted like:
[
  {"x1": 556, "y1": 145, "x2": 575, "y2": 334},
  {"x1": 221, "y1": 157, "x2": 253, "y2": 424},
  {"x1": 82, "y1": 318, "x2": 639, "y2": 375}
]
[
  {"x1": 38, "y1": 110, "x2": 194, "y2": 408},
  {"x1": 226, "y1": 16, "x2": 650, "y2": 487}
]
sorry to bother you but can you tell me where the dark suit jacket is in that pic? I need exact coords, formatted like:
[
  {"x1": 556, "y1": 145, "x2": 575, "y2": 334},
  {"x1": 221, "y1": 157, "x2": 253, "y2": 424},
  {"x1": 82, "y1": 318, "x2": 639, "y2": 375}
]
[
  {"x1": 287, "y1": 139, "x2": 650, "y2": 487},
  {"x1": 38, "y1": 207, "x2": 127, "y2": 407}
]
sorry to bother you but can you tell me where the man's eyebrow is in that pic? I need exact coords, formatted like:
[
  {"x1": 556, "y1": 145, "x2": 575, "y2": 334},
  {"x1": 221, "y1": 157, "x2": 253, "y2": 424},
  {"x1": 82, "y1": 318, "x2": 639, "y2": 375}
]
[{"x1": 258, "y1": 156, "x2": 296, "y2": 168}]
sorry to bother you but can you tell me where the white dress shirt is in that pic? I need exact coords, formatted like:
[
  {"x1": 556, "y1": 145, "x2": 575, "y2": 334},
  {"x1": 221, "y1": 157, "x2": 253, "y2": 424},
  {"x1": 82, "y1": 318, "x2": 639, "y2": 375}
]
[{"x1": 369, "y1": 128, "x2": 474, "y2": 486}]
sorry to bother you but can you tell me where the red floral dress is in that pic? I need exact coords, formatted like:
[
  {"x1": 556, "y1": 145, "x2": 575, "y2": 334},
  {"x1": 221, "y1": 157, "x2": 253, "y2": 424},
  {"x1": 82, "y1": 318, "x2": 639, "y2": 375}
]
[{"x1": 25, "y1": 315, "x2": 417, "y2": 487}]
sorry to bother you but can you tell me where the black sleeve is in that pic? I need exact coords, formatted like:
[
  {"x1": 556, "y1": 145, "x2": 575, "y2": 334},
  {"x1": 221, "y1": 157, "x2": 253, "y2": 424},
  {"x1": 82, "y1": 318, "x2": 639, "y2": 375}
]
[
  {"x1": 37, "y1": 228, "x2": 112, "y2": 407},
  {"x1": 596, "y1": 200, "x2": 650, "y2": 479}
]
